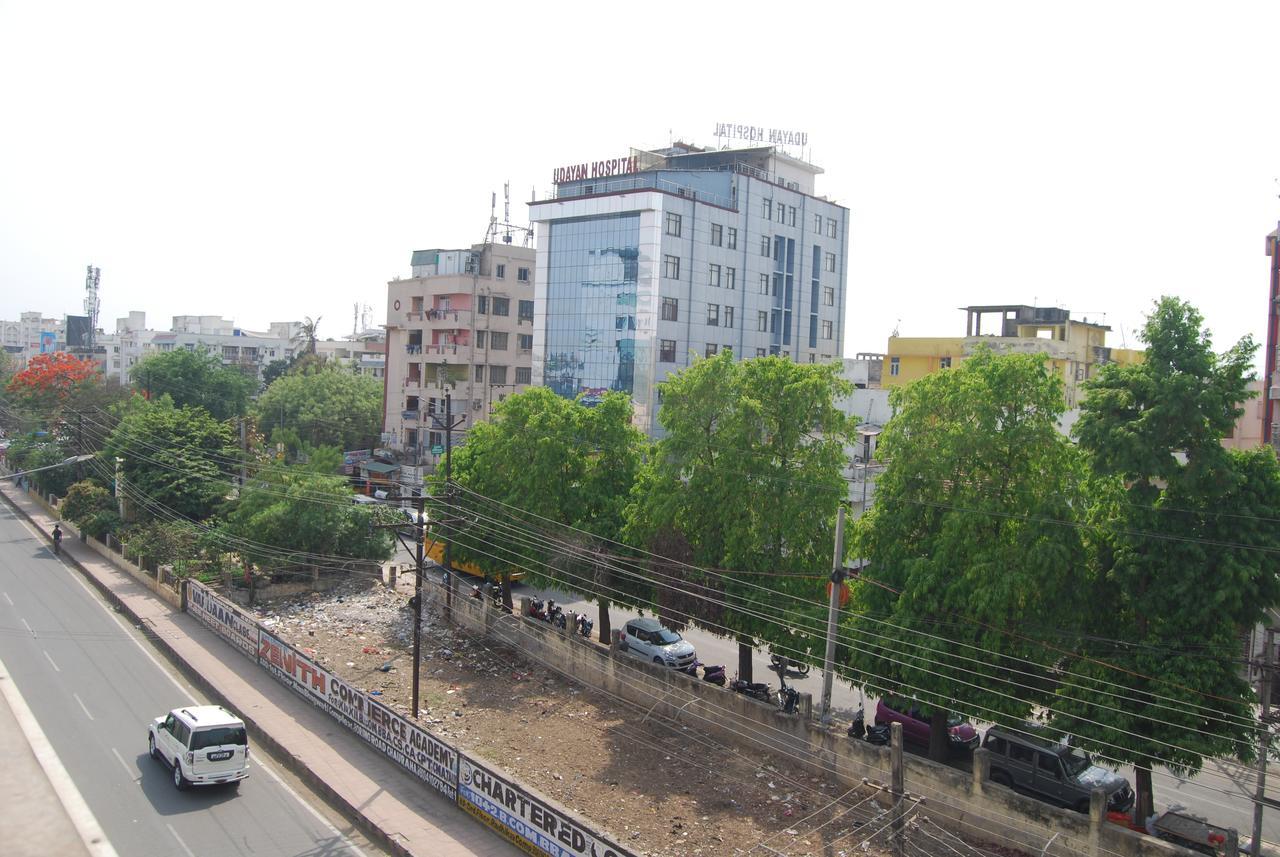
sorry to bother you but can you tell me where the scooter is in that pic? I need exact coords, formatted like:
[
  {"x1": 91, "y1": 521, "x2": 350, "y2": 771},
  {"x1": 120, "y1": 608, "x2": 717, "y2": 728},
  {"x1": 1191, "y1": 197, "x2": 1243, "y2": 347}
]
[
  {"x1": 701, "y1": 664, "x2": 727, "y2": 686},
  {"x1": 529, "y1": 599, "x2": 547, "y2": 620},
  {"x1": 847, "y1": 706, "x2": 890, "y2": 745},
  {"x1": 574, "y1": 612, "x2": 594, "y2": 638}
]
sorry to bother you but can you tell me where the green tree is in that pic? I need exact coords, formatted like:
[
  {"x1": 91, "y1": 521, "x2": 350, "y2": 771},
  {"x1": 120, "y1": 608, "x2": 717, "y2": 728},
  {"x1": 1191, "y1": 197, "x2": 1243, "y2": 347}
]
[
  {"x1": 60, "y1": 479, "x2": 115, "y2": 525},
  {"x1": 6, "y1": 434, "x2": 80, "y2": 497},
  {"x1": 846, "y1": 348, "x2": 1087, "y2": 761},
  {"x1": 293, "y1": 316, "x2": 322, "y2": 356},
  {"x1": 441, "y1": 387, "x2": 647, "y2": 638},
  {"x1": 226, "y1": 467, "x2": 396, "y2": 568},
  {"x1": 131, "y1": 349, "x2": 255, "y2": 421},
  {"x1": 1054, "y1": 297, "x2": 1280, "y2": 822},
  {"x1": 261, "y1": 358, "x2": 291, "y2": 388},
  {"x1": 103, "y1": 397, "x2": 238, "y2": 521},
  {"x1": 625, "y1": 352, "x2": 855, "y2": 681},
  {"x1": 255, "y1": 365, "x2": 382, "y2": 453}
]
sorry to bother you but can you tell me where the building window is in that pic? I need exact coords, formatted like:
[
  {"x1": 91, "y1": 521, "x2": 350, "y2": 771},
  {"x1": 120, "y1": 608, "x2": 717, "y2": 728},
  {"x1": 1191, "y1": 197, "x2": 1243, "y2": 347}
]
[
  {"x1": 724, "y1": 306, "x2": 734, "y2": 329},
  {"x1": 663, "y1": 254, "x2": 681, "y2": 279},
  {"x1": 490, "y1": 332, "x2": 509, "y2": 350},
  {"x1": 761, "y1": 198, "x2": 772, "y2": 218},
  {"x1": 517, "y1": 333, "x2": 532, "y2": 351},
  {"x1": 822, "y1": 320, "x2": 833, "y2": 340},
  {"x1": 814, "y1": 213, "x2": 823, "y2": 232},
  {"x1": 756, "y1": 347, "x2": 767, "y2": 357},
  {"x1": 759, "y1": 274, "x2": 770, "y2": 294},
  {"x1": 710, "y1": 224, "x2": 723, "y2": 246},
  {"x1": 725, "y1": 267, "x2": 736, "y2": 290},
  {"x1": 824, "y1": 286, "x2": 834, "y2": 306},
  {"x1": 492, "y1": 297, "x2": 510, "y2": 316},
  {"x1": 709, "y1": 264, "x2": 721, "y2": 287},
  {"x1": 707, "y1": 304, "x2": 720, "y2": 326},
  {"x1": 827, "y1": 218, "x2": 838, "y2": 238},
  {"x1": 477, "y1": 295, "x2": 488, "y2": 314},
  {"x1": 760, "y1": 236, "x2": 770, "y2": 257},
  {"x1": 824, "y1": 252, "x2": 836, "y2": 273},
  {"x1": 940, "y1": 356, "x2": 952, "y2": 369},
  {"x1": 665, "y1": 212, "x2": 682, "y2": 236},
  {"x1": 517, "y1": 267, "x2": 530, "y2": 282},
  {"x1": 788, "y1": 206, "x2": 797, "y2": 227},
  {"x1": 890, "y1": 357, "x2": 900, "y2": 376},
  {"x1": 518, "y1": 299, "x2": 534, "y2": 321},
  {"x1": 496, "y1": 264, "x2": 506, "y2": 279},
  {"x1": 474, "y1": 365, "x2": 485, "y2": 382},
  {"x1": 490, "y1": 365, "x2": 508, "y2": 385},
  {"x1": 661, "y1": 297, "x2": 679, "y2": 321},
  {"x1": 727, "y1": 227, "x2": 738, "y2": 249},
  {"x1": 705, "y1": 343, "x2": 718, "y2": 358},
  {"x1": 475, "y1": 330, "x2": 487, "y2": 348},
  {"x1": 659, "y1": 339, "x2": 677, "y2": 362},
  {"x1": 808, "y1": 353, "x2": 816, "y2": 363},
  {"x1": 515, "y1": 366, "x2": 532, "y2": 385},
  {"x1": 758, "y1": 311, "x2": 768, "y2": 332}
]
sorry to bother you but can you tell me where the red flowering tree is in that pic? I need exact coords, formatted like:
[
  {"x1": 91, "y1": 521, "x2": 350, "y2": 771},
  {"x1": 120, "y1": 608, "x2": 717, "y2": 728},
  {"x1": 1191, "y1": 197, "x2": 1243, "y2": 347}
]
[{"x1": 5, "y1": 352, "x2": 101, "y2": 414}]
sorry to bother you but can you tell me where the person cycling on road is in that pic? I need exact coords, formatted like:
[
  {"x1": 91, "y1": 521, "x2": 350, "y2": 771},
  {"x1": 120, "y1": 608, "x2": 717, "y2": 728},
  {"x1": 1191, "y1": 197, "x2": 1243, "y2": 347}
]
[{"x1": 52, "y1": 523, "x2": 63, "y2": 556}]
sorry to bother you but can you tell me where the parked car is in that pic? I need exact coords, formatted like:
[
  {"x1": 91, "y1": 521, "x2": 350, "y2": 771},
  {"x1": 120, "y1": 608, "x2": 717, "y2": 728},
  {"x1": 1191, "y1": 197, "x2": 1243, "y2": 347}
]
[
  {"x1": 149, "y1": 705, "x2": 250, "y2": 790},
  {"x1": 874, "y1": 699, "x2": 980, "y2": 754},
  {"x1": 983, "y1": 724, "x2": 1134, "y2": 814},
  {"x1": 619, "y1": 618, "x2": 697, "y2": 670}
]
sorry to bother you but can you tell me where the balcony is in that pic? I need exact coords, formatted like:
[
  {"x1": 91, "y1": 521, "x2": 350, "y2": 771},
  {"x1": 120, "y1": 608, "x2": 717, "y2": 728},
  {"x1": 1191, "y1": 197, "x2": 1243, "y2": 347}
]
[
  {"x1": 406, "y1": 343, "x2": 423, "y2": 354},
  {"x1": 424, "y1": 308, "x2": 473, "y2": 328},
  {"x1": 401, "y1": 410, "x2": 419, "y2": 421},
  {"x1": 422, "y1": 343, "x2": 461, "y2": 356},
  {"x1": 403, "y1": 376, "x2": 423, "y2": 388},
  {"x1": 406, "y1": 311, "x2": 424, "y2": 322}
]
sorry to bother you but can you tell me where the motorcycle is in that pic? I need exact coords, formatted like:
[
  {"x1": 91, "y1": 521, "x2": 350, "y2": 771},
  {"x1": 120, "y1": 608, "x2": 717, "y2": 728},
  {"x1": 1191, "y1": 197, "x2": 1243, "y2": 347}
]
[
  {"x1": 573, "y1": 612, "x2": 594, "y2": 638},
  {"x1": 553, "y1": 609, "x2": 568, "y2": 630},
  {"x1": 775, "y1": 670, "x2": 801, "y2": 715},
  {"x1": 769, "y1": 653, "x2": 811, "y2": 679},
  {"x1": 730, "y1": 675, "x2": 772, "y2": 703},
  {"x1": 528, "y1": 598, "x2": 547, "y2": 620},
  {"x1": 847, "y1": 707, "x2": 890, "y2": 745}
]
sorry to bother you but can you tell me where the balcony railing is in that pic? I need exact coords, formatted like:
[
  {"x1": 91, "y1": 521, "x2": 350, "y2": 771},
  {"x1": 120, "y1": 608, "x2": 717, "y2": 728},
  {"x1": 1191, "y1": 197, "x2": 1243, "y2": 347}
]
[
  {"x1": 422, "y1": 344, "x2": 461, "y2": 356},
  {"x1": 406, "y1": 343, "x2": 423, "y2": 354},
  {"x1": 406, "y1": 311, "x2": 424, "y2": 321},
  {"x1": 401, "y1": 410, "x2": 419, "y2": 421}
]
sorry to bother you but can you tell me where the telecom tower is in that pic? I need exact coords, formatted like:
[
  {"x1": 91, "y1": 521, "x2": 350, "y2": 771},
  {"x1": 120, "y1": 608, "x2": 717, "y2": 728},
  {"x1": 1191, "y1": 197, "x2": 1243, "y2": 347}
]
[
  {"x1": 486, "y1": 182, "x2": 534, "y2": 247},
  {"x1": 84, "y1": 265, "x2": 101, "y2": 349}
]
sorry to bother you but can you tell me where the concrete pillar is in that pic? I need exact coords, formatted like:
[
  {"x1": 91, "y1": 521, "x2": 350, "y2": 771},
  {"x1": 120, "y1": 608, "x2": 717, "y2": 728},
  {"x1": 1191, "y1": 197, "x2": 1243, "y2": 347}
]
[
  {"x1": 156, "y1": 565, "x2": 167, "y2": 587},
  {"x1": 1086, "y1": 787, "x2": 1107, "y2": 857},
  {"x1": 799, "y1": 692, "x2": 813, "y2": 720},
  {"x1": 973, "y1": 748, "x2": 990, "y2": 796},
  {"x1": 610, "y1": 628, "x2": 623, "y2": 651},
  {"x1": 519, "y1": 596, "x2": 532, "y2": 617},
  {"x1": 383, "y1": 565, "x2": 398, "y2": 590}
]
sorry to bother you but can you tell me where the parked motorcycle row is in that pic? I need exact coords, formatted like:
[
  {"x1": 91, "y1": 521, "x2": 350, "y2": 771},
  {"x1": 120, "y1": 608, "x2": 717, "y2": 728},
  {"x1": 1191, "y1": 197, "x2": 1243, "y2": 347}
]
[{"x1": 528, "y1": 598, "x2": 594, "y2": 639}]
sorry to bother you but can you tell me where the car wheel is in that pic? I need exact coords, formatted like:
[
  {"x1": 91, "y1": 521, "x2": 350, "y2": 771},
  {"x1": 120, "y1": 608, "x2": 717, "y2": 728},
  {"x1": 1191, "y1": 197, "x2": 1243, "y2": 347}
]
[
  {"x1": 228, "y1": 779, "x2": 242, "y2": 791},
  {"x1": 148, "y1": 735, "x2": 159, "y2": 761},
  {"x1": 653, "y1": 656, "x2": 664, "y2": 665},
  {"x1": 990, "y1": 770, "x2": 1013, "y2": 788},
  {"x1": 173, "y1": 762, "x2": 189, "y2": 791}
]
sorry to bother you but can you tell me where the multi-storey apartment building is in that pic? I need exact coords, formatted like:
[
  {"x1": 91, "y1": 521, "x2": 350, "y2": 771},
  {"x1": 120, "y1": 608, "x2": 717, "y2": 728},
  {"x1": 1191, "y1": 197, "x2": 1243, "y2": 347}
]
[
  {"x1": 382, "y1": 242, "x2": 536, "y2": 474},
  {"x1": 1263, "y1": 224, "x2": 1280, "y2": 449},
  {"x1": 529, "y1": 142, "x2": 849, "y2": 436},
  {"x1": 96, "y1": 314, "x2": 300, "y2": 385}
]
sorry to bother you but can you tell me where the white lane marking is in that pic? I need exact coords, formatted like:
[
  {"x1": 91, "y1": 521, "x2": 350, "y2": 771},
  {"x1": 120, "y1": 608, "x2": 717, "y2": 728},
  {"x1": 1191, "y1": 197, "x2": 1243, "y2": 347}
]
[
  {"x1": 21, "y1": 617, "x2": 35, "y2": 637},
  {"x1": 166, "y1": 823, "x2": 197, "y2": 857},
  {"x1": 43, "y1": 650, "x2": 60, "y2": 672},
  {"x1": 72, "y1": 692, "x2": 95, "y2": 721},
  {"x1": 8, "y1": 507, "x2": 366, "y2": 855},
  {"x1": 3, "y1": 591, "x2": 13, "y2": 605},
  {"x1": 110, "y1": 747, "x2": 136, "y2": 782},
  {"x1": 0, "y1": 654, "x2": 120, "y2": 857},
  {"x1": 253, "y1": 756, "x2": 370, "y2": 857}
]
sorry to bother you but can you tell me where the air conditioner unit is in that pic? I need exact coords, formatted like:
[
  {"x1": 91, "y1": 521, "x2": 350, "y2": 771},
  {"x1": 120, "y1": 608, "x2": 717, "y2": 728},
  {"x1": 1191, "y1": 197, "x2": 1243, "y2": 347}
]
[
  {"x1": 472, "y1": 398, "x2": 482, "y2": 411},
  {"x1": 1271, "y1": 386, "x2": 1280, "y2": 400}
]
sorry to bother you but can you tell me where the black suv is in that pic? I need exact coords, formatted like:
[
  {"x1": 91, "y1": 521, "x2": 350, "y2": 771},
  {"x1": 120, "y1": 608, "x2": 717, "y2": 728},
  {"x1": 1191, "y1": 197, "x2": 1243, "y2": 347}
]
[{"x1": 984, "y1": 725, "x2": 1134, "y2": 814}]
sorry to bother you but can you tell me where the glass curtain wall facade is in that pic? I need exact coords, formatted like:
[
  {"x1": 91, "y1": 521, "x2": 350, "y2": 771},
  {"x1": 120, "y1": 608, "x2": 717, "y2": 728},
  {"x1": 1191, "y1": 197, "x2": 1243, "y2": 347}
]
[{"x1": 543, "y1": 213, "x2": 647, "y2": 407}]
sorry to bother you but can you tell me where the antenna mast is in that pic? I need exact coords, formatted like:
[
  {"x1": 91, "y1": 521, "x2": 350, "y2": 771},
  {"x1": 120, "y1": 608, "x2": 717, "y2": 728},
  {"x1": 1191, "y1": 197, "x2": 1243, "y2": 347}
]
[{"x1": 84, "y1": 265, "x2": 101, "y2": 349}]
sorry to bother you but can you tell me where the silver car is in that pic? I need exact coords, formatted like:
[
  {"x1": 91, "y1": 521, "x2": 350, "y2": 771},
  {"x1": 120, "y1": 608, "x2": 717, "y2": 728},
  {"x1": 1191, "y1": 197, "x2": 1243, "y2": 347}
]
[{"x1": 619, "y1": 617, "x2": 697, "y2": 670}]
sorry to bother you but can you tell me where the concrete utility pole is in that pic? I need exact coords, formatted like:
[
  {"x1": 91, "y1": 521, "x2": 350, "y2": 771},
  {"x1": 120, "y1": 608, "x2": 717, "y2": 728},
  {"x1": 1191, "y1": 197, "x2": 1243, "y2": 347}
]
[
  {"x1": 891, "y1": 721, "x2": 905, "y2": 857},
  {"x1": 430, "y1": 389, "x2": 465, "y2": 620},
  {"x1": 820, "y1": 506, "x2": 846, "y2": 725},
  {"x1": 1252, "y1": 627, "x2": 1274, "y2": 857},
  {"x1": 410, "y1": 491, "x2": 426, "y2": 717}
]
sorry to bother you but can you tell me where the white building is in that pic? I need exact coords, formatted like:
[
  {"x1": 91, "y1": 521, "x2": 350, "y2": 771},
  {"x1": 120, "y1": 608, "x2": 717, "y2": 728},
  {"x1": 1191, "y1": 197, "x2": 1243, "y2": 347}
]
[
  {"x1": 529, "y1": 141, "x2": 850, "y2": 436},
  {"x1": 97, "y1": 313, "x2": 299, "y2": 385}
]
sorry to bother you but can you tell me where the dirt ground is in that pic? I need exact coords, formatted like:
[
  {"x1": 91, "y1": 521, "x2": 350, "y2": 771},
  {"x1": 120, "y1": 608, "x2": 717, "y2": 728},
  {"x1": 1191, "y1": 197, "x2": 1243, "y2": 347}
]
[{"x1": 250, "y1": 576, "x2": 903, "y2": 857}]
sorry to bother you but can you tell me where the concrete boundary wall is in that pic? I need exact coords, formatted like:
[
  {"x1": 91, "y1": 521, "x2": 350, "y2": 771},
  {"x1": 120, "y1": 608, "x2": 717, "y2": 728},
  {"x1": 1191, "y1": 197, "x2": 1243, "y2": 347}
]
[{"x1": 445, "y1": 590, "x2": 1194, "y2": 857}]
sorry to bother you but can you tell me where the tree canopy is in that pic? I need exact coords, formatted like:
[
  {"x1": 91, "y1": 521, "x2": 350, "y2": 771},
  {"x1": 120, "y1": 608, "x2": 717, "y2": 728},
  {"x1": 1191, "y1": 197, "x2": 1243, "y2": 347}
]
[
  {"x1": 1054, "y1": 296, "x2": 1280, "y2": 821},
  {"x1": 441, "y1": 386, "x2": 647, "y2": 636},
  {"x1": 131, "y1": 348, "x2": 255, "y2": 421},
  {"x1": 103, "y1": 397, "x2": 238, "y2": 521},
  {"x1": 846, "y1": 347, "x2": 1087, "y2": 760},
  {"x1": 625, "y1": 352, "x2": 855, "y2": 680},
  {"x1": 5, "y1": 352, "x2": 100, "y2": 414},
  {"x1": 254, "y1": 364, "x2": 382, "y2": 455}
]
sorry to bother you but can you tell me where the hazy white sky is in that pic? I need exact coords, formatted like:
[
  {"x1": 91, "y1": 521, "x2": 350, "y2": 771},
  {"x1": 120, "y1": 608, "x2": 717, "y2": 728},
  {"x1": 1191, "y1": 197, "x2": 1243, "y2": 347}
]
[{"x1": 2, "y1": 1, "x2": 1277, "y2": 366}]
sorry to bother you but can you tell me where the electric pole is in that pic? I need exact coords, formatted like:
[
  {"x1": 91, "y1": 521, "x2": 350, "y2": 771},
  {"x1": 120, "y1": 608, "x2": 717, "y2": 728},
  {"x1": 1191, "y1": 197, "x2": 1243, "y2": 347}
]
[
  {"x1": 410, "y1": 491, "x2": 425, "y2": 717},
  {"x1": 1252, "y1": 627, "x2": 1274, "y2": 857},
  {"x1": 432, "y1": 391, "x2": 464, "y2": 619},
  {"x1": 820, "y1": 505, "x2": 846, "y2": 725}
]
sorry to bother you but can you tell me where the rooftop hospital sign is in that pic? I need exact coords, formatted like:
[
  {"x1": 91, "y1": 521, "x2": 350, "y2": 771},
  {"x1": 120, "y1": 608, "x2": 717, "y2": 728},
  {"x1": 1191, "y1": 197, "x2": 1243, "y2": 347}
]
[
  {"x1": 713, "y1": 123, "x2": 808, "y2": 148},
  {"x1": 552, "y1": 155, "x2": 640, "y2": 184}
]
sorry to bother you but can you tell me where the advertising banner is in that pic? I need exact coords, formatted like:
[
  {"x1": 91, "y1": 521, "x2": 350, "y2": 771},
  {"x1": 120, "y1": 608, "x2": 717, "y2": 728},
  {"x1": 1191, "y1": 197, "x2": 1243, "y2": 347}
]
[
  {"x1": 186, "y1": 581, "x2": 260, "y2": 661},
  {"x1": 457, "y1": 753, "x2": 635, "y2": 857},
  {"x1": 257, "y1": 630, "x2": 457, "y2": 800}
]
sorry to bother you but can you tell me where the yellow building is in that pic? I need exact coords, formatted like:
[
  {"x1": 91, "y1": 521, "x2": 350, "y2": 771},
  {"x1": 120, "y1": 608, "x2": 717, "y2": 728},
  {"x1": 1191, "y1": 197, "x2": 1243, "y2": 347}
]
[{"x1": 883, "y1": 305, "x2": 1142, "y2": 408}]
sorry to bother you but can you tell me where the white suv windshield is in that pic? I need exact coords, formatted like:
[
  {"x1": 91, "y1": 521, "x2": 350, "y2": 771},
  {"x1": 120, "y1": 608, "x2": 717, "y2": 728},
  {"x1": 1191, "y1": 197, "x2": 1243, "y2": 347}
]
[{"x1": 190, "y1": 726, "x2": 247, "y2": 750}]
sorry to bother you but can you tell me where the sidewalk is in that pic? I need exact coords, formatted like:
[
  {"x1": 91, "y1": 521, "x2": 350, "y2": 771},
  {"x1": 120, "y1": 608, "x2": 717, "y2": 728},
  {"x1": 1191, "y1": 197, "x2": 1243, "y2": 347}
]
[{"x1": 0, "y1": 481, "x2": 514, "y2": 857}]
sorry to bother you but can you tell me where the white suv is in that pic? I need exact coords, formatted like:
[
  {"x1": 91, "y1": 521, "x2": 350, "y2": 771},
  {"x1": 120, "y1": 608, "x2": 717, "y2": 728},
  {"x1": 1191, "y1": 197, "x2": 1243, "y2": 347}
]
[{"x1": 149, "y1": 705, "x2": 249, "y2": 790}]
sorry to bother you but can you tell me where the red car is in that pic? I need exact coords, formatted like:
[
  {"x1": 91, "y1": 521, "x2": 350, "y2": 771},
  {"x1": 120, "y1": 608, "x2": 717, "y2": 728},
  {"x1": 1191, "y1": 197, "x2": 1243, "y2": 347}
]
[{"x1": 875, "y1": 699, "x2": 979, "y2": 753}]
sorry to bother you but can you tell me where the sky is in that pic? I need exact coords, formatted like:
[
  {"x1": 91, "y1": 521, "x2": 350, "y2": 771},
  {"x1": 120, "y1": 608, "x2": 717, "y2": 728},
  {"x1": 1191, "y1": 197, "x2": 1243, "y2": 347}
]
[{"x1": 1, "y1": 1, "x2": 1277, "y2": 368}]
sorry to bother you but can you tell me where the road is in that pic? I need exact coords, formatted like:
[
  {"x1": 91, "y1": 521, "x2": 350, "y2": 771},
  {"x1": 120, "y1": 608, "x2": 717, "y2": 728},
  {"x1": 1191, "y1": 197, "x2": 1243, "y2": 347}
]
[
  {"x1": 0, "y1": 502, "x2": 383, "y2": 857},
  {"x1": 395, "y1": 546, "x2": 1280, "y2": 848}
]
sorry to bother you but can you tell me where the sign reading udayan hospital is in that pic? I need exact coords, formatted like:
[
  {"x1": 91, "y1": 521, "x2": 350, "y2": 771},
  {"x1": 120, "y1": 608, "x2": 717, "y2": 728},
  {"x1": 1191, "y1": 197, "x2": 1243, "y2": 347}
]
[
  {"x1": 713, "y1": 123, "x2": 808, "y2": 148},
  {"x1": 552, "y1": 155, "x2": 639, "y2": 184},
  {"x1": 457, "y1": 753, "x2": 636, "y2": 857},
  {"x1": 186, "y1": 581, "x2": 259, "y2": 661}
]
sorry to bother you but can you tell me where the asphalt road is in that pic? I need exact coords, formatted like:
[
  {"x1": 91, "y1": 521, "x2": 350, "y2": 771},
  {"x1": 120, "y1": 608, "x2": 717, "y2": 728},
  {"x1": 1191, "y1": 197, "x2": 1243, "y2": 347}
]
[{"x1": 0, "y1": 504, "x2": 382, "y2": 857}]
